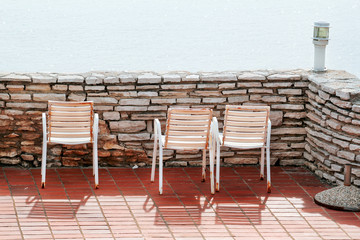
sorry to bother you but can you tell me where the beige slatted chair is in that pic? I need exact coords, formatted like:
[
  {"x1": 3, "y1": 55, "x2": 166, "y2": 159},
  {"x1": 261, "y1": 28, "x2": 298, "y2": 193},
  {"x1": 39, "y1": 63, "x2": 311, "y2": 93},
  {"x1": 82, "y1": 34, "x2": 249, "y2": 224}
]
[
  {"x1": 151, "y1": 108, "x2": 213, "y2": 194},
  {"x1": 41, "y1": 101, "x2": 99, "y2": 189},
  {"x1": 210, "y1": 105, "x2": 272, "y2": 193}
]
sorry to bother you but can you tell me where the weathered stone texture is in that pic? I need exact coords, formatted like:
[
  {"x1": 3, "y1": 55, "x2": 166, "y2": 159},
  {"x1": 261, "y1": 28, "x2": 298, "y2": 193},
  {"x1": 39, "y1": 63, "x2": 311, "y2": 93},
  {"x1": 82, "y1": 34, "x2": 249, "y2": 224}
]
[
  {"x1": 278, "y1": 89, "x2": 302, "y2": 95},
  {"x1": 305, "y1": 71, "x2": 360, "y2": 186},
  {"x1": 68, "y1": 93, "x2": 86, "y2": 101},
  {"x1": 201, "y1": 73, "x2": 237, "y2": 82},
  {"x1": 88, "y1": 97, "x2": 118, "y2": 104},
  {"x1": 58, "y1": 75, "x2": 84, "y2": 83},
  {"x1": 110, "y1": 121, "x2": 146, "y2": 133},
  {"x1": 137, "y1": 74, "x2": 161, "y2": 84},
  {"x1": 5, "y1": 69, "x2": 359, "y2": 182},
  {"x1": 33, "y1": 94, "x2": 66, "y2": 101},
  {"x1": 86, "y1": 76, "x2": 103, "y2": 85},
  {"x1": 238, "y1": 73, "x2": 265, "y2": 81},
  {"x1": 267, "y1": 74, "x2": 301, "y2": 81},
  {"x1": 118, "y1": 133, "x2": 150, "y2": 141},
  {"x1": 31, "y1": 74, "x2": 57, "y2": 84},
  {"x1": 0, "y1": 74, "x2": 31, "y2": 82}
]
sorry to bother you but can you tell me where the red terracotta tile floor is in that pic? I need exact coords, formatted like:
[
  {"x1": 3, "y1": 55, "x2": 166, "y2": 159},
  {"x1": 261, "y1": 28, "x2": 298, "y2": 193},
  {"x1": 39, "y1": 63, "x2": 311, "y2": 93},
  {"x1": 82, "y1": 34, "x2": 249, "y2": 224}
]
[{"x1": 0, "y1": 166, "x2": 360, "y2": 240}]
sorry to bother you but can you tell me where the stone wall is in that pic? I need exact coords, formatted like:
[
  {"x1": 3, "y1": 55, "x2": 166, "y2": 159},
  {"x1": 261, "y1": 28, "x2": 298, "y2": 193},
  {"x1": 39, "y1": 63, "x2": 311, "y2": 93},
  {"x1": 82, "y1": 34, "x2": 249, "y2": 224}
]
[
  {"x1": 0, "y1": 70, "x2": 308, "y2": 168},
  {"x1": 304, "y1": 71, "x2": 360, "y2": 187}
]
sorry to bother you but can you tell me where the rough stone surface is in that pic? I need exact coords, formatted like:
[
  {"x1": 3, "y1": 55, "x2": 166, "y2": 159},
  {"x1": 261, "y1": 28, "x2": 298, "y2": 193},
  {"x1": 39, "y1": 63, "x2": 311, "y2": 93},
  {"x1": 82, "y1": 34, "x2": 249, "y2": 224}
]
[
  {"x1": 68, "y1": 93, "x2": 86, "y2": 101},
  {"x1": 270, "y1": 111, "x2": 283, "y2": 127},
  {"x1": 267, "y1": 74, "x2": 301, "y2": 81},
  {"x1": 305, "y1": 70, "x2": 360, "y2": 186},
  {"x1": 0, "y1": 69, "x2": 358, "y2": 182},
  {"x1": 0, "y1": 157, "x2": 21, "y2": 165},
  {"x1": 86, "y1": 76, "x2": 103, "y2": 85},
  {"x1": 342, "y1": 125, "x2": 360, "y2": 136},
  {"x1": 31, "y1": 74, "x2": 57, "y2": 83},
  {"x1": 119, "y1": 99, "x2": 150, "y2": 106},
  {"x1": 163, "y1": 74, "x2": 181, "y2": 83},
  {"x1": 33, "y1": 94, "x2": 66, "y2": 101},
  {"x1": 237, "y1": 73, "x2": 265, "y2": 81},
  {"x1": 110, "y1": 121, "x2": 146, "y2": 133},
  {"x1": 137, "y1": 74, "x2": 161, "y2": 84},
  {"x1": 201, "y1": 73, "x2": 237, "y2": 82},
  {"x1": 58, "y1": 75, "x2": 84, "y2": 83},
  {"x1": 314, "y1": 185, "x2": 360, "y2": 211},
  {"x1": 118, "y1": 133, "x2": 150, "y2": 141},
  {"x1": 87, "y1": 97, "x2": 118, "y2": 104},
  {"x1": 0, "y1": 74, "x2": 31, "y2": 82}
]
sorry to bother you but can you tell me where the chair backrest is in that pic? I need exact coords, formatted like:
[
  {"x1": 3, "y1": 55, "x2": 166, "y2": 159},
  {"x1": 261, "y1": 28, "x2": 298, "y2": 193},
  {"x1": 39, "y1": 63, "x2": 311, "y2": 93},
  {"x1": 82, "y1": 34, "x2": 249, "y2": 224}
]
[
  {"x1": 164, "y1": 108, "x2": 213, "y2": 150},
  {"x1": 47, "y1": 101, "x2": 94, "y2": 143},
  {"x1": 222, "y1": 105, "x2": 270, "y2": 146}
]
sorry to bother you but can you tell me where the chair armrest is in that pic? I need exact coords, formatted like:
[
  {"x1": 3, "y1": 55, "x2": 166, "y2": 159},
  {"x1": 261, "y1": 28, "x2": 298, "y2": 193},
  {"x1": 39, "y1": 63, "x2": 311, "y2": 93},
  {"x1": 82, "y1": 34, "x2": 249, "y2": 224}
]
[
  {"x1": 266, "y1": 119, "x2": 272, "y2": 146},
  {"x1": 154, "y1": 119, "x2": 162, "y2": 145},
  {"x1": 42, "y1": 113, "x2": 47, "y2": 141},
  {"x1": 93, "y1": 113, "x2": 99, "y2": 139}
]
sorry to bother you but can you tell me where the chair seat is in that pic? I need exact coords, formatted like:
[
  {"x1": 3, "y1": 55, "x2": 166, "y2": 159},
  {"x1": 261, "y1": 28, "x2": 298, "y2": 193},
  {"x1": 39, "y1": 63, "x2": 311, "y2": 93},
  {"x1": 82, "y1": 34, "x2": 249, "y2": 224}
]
[
  {"x1": 49, "y1": 137, "x2": 92, "y2": 145},
  {"x1": 219, "y1": 133, "x2": 265, "y2": 149},
  {"x1": 160, "y1": 135, "x2": 206, "y2": 150}
]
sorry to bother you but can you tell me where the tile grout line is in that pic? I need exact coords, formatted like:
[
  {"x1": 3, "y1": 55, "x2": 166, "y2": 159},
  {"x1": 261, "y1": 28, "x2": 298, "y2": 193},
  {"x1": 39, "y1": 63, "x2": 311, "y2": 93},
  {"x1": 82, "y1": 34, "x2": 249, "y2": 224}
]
[
  {"x1": 28, "y1": 169, "x2": 56, "y2": 239},
  {"x1": 80, "y1": 167, "x2": 116, "y2": 240},
  {"x1": 282, "y1": 166, "x2": 353, "y2": 240},
  {"x1": 2, "y1": 168, "x2": 25, "y2": 240},
  {"x1": 105, "y1": 168, "x2": 145, "y2": 239},
  {"x1": 213, "y1": 172, "x2": 266, "y2": 240},
  {"x1": 181, "y1": 168, "x2": 236, "y2": 240},
  {"x1": 271, "y1": 167, "x2": 324, "y2": 240},
  {"x1": 55, "y1": 169, "x2": 86, "y2": 239},
  {"x1": 232, "y1": 166, "x2": 295, "y2": 240},
  {"x1": 163, "y1": 175, "x2": 206, "y2": 240},
  {"x1": 132, "y1": 169, "x2": 176, "y2": 240}
]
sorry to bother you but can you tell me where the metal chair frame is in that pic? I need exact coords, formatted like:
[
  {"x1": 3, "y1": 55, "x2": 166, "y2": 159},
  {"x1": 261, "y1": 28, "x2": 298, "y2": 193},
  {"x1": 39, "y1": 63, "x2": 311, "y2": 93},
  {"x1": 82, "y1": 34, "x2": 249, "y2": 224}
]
[
  {"x1": 41, "y1": 101, "x2": 99, "y2": 189},
  {"x1": 210, "y1": 105, "x2": 272, "y2": 193},
  {"x1": 151, "y1": 108, "x2": 213, "y2": 194}
]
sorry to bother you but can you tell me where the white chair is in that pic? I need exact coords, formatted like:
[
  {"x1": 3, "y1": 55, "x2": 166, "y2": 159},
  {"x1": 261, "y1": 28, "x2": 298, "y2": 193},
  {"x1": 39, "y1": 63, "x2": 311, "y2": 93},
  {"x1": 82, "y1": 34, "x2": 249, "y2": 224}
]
[
  {"x1": 151, "y1": 108, "x2": 213, "y2": 194},
  {"x1": 41, "y1": 101, "x2": 99, "y2": 189},
  {"x1": 210, "y1": 105, "x2": 272, "y2": 193}
]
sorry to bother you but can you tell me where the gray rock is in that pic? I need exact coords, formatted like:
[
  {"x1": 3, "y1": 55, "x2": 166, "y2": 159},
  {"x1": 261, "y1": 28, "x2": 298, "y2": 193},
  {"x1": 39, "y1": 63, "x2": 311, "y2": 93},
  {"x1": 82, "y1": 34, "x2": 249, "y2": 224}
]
[
  {"x1": 0, "y1": 74, "x2": 31, "y2": 82},
  {"x1": 138, "y1": 73, "x2": 161, "y2": 84},
  {"x1": 58, "y1": 75, "x2": 84, "y2": 83}
]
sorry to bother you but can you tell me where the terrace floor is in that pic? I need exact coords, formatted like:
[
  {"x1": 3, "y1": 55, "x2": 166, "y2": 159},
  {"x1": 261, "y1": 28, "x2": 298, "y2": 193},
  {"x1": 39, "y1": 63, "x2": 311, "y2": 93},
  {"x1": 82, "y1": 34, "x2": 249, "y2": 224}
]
[{"x1": 0, "y1": 166, "x2": 359, "y2": 240}]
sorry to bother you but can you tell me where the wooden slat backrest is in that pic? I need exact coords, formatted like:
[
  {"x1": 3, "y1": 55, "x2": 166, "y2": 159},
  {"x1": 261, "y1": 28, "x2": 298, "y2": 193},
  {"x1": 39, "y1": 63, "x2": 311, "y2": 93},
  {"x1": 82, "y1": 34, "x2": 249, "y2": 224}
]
[
  {"x1": 164, "y1": 108, "x2": 213, "y2": 150},
  {"x1": 223, "y1": 105, "x2": 270, "y2": 146},
  {"x1": 48, "y1": 101, "x2": 94, "y2": 143}
]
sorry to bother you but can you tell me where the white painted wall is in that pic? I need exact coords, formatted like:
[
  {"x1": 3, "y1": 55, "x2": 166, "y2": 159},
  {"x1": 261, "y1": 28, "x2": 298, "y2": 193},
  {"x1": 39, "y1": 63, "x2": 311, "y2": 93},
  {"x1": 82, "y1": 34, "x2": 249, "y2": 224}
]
[{"x1": 0, "y1": 0, "x2": 359, "y2": 77}]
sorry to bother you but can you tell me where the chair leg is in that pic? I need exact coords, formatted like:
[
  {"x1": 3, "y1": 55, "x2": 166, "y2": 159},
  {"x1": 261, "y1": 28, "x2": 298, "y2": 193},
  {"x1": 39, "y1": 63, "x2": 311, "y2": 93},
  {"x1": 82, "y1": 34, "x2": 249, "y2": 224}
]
[
  {"x1": 201, "y1": 149, "x2": 206, "y2": 182},
  {"x1": 93, "y1": 141, "x2": 99, "y2": 189},
  {"x1": 41, "y1": 141, "x2": 47, "y2": 189},
  {"x1": 151, "y1": 135, "x2": 158, "y2": 182},
  {"x1": 215, "y1": 142, "x2": 220, "y2": 192},
  {"x1": 266, "y1": 146, "x2": 271, "y2": 193},
  {"x1": 260, "y1": 147, "x2": 265, "y2": 180},
  {"x1": 209, "y1": 137, "x2": 215, "y2": 194},
  {"x1": 159, "y1": 144, "x2": 163, "y2": 195},
  {"x1": 93, "y1": 149, "x2": 95, "y2": 176}
]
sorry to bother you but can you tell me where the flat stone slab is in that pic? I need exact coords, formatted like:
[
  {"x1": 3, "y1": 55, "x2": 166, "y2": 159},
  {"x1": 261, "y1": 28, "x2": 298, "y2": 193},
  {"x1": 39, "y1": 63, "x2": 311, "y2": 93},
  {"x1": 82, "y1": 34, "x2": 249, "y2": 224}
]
[
  {"x1": 308, "y1": 70, "x2": 360, "y2": 100},
  {"x1": 314, "y1": 185, "x2": 360, "y2": 211}
]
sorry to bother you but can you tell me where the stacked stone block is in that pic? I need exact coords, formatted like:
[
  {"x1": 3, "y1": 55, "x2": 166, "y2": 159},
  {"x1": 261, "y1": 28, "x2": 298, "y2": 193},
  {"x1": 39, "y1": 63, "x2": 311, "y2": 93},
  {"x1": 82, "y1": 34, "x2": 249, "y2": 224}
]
[
  {"x1": 304, "y1": 71, "x2": 360, "y2": 186},
  {"x1": 0, "y1": 70, "x2": 308, "y2": 169}
]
